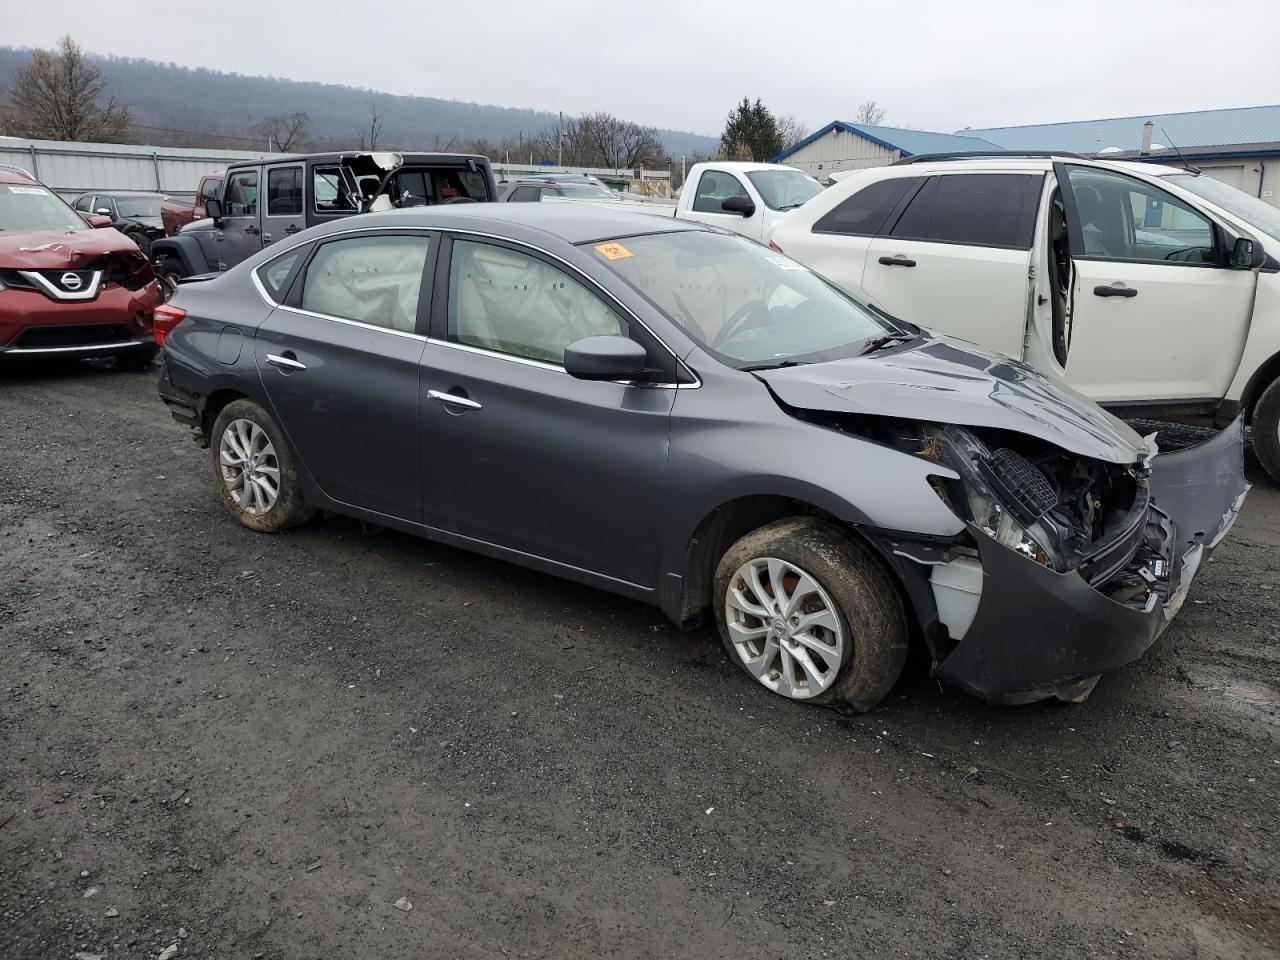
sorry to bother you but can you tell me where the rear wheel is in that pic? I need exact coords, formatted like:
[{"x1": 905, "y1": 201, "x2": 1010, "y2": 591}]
[
  {"x1": 713, "y1": 517, "x2": 907, "y2": 712},
  {"x1": 210, "y1": 399, "x2": 315, "y2": 533},
  {"x1": 1251, "y1": 377, "x2": 1280, "y2": 484},
  {"x1": 154, "y1": 257, "x2": 186, "y2": 302}
]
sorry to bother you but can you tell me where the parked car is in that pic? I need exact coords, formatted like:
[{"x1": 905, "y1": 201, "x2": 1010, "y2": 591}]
[
  {"x1": 151, "y1": 151, "x2": 496, "y2": 297},
  {"x1": 672, "y1": 161, "x2": 824, "y2": 243},
  {"x1": 156, "y1": 204, "x2": 1247, "y2": 711},
  {"x1": 499, "y1": 178, "x2": 619, "y2": 202},
  {"x1": 160, "y1": 172, "x2": 225, "y2": 236},
  {"x1": 0, "y1": 165, "x2": 160, "y2": 368},
  {"x1": 71, "y1": 191, "x2": 167, "y2": 256},
  {"x1": 769, "y1": 152, "x2": 1280, "y2": 481}
]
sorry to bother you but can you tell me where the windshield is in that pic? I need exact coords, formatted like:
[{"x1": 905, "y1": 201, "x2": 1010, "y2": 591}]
[
  {"x1": 553, "y1": 183, "x2": 617, "y2": 200},
  {"x1": 592, "y1": 230, "x2": 891, "y2": 367},
  {"x1": 746, "y1": 169, "x2": 824, "y2": 211},
  {"x1": 1163, "y1": 173, "x2": 1280, "y2": 242},
  {"x1": 0, "y1": 184, "x2": 87, "y2": 232},
  {"x1": 115, "y1": 197, "x2": 162, "y2": 218}
]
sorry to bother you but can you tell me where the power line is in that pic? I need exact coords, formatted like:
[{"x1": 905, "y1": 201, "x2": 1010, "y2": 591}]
[{"x1": 127, "y1": 122, "x2": 263, "y2": 146}]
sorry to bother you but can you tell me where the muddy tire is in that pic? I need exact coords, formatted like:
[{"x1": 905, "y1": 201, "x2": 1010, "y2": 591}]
[
  {"x1": 713, "y1": 517, "x2": 907, "y2": 712},
  {"x1": 210, "y1": 399, "x2": 315, "y2": 533},
  {"x1": 1252, "y1": 377, "x2": 1280, "y2": 485}
]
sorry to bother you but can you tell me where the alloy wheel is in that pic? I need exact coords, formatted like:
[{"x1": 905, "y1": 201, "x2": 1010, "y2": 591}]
[
  {"x1": 724, "y1": 556, "x2": 847, "y2": 700},
  {"x1": 218, "y1": 418, "x2": 281, "y2": 515}
]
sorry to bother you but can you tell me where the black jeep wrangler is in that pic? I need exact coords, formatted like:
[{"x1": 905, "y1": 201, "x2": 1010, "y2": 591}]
[{"x1": 151, "y1": 151, "x2": 495, "y2": 296}]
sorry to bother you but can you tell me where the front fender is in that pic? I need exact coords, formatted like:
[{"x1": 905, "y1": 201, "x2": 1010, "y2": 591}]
[{"x1": 151, "y1": 233, "x2": 214, "y2": 275}]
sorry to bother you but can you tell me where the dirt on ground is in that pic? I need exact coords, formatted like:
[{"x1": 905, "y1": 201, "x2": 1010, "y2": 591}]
[{"x1": 1, "y1": 360, "x2": 1278, "y2": 960}]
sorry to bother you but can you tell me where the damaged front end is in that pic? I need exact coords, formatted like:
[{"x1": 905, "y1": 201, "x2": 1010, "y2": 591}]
[{"x1": 879, "y1": 417, "x2": 1249, "y2": 705}]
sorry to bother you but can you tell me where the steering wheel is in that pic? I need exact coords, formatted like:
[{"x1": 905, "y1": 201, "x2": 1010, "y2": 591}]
[
  {"x1": 1163, "y1": 246, "x2": 1206, "y2": 262},
  {"x1": 712, "y1": 299, "x2": 770, "y2": 350}
]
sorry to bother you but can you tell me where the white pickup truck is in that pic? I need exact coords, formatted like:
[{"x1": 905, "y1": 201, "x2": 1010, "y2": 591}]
[{"x1": 533, "y1": 161, "x2": 824, "y2": 244}]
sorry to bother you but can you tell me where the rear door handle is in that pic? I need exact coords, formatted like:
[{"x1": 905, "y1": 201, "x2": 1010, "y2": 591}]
[
  {"x1": 427, "y1": 389, "x2": 482, "y2": 411},
  {"x1": 262, "y1": 233, "x2": 274, "y2": 244},
  {"x1": 245, "y1": 225, "x2": 261, "y2": 236},
  {"x1": 878, "y1": 255, "x2": 916, "y2": 267},
  {"x1": 285, "y1": 224, "x2": 301, "y2": 235},
  {"x1": 1093, "y1": 284, "x2": 1138, "y2": 298},
  {"x1": 266, "y1": 353, "x2": 306, "y2": 371}
]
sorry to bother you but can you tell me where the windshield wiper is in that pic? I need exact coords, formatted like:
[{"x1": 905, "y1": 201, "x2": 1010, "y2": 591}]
[
  {"x1": 741, "y1": 359, "x2": 805, "y2": 372},
  {"x1": 859, "y1": 332, "x2": 915, "y2": 354}
]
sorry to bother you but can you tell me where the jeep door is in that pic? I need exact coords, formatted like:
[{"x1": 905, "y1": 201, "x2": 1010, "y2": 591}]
[
  {"x1": 1053, "y1": 162, "x2": 1256, "y2": 404},
  {"x1": 261, "y1": 163, "x2": 305, "y2": 250},
  {"x1": 219, "y1": 166, "x2": 264, "y2": 270},
  {"x1": 861, "y1": 172, "x2": 1043, "y2": 360}
]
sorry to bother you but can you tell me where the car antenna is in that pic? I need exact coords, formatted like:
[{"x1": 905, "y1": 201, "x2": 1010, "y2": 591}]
[{"x1": 1160, "y1": 127, "x2": 1201, "y2": 175}]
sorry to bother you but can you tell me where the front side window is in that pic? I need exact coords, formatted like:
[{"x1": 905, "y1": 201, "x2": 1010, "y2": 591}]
[
  {"x1": 200, "y1": 178, "x2": 223, "y2": 203},
  {"x1": 448, "y1": 239, "x2": 625, "y2": 364},
  {"x1": 266, "y1": 166, "x2": 303, "y2": 216},
  {"x1": 890, "y1": 173, "x2": 1038, "y2": 249},
  {"x1": 507, "y1": 185, "x2": 540, "y2": 202},
  {"x1": 0, "y1": 183, "x2": 88, "y2": 232},
  {"x1": 1067, "y1": 166, "x2": 1215, "y2": 263},
  {"x1": 814, "y1": 177, "x2": 918, "y2": 237},
  {"x1": 223, "y1": 170, "x2": 259, "y2": 217},
  {"x1": 594, "y1": 231, "x2": 890, "y2": 367},
  {"x1": 692, "y1": 171, "x2": 749, "y2": 214},
  {"x1": 746, "y1": 169, "x2": 823, "y2": 211},
  {"x1": 74, "y1": 195, "x2": 92, "y2": 212},
  {"x1": 300, "y1": 235, "x2": 430, "y2": 333}
]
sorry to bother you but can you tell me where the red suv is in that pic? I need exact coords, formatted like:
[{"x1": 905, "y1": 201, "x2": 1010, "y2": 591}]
[{"x1": 0, "y1": 165, "x2": 161, "y2": 368}]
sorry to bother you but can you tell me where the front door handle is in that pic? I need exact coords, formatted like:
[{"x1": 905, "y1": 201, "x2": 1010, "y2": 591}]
[
  {"x1": 878, "y1": 255, "x2": 917, "y2": 267},
  {"x1": 266, "y1": 353, "x2": 306, "y2": 371},
  {"x1": 245, "y1": 225, "x2": 261, "y2": 236},
  {"x1": 1093, "y1": 284, "x2": 1138, "y2": 298},
  {"x1": 427, "y1": 389, "x2": 482, "y2": 411}
]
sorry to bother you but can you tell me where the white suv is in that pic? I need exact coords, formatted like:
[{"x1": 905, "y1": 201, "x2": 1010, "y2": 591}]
[{"x1": 770, "y1": 153, "x2": 1280, "y2": 481}]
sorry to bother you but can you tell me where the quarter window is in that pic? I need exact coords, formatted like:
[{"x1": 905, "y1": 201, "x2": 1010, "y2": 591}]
[
  {"x1": 814, "y1": 177, "x2": 918, "y2": 237},
  {"x1": 447, "y1": 239, "x2": 625, "y2": 365},
  {"x1": 889, "y1": 173, "x2": 1039, "y2": 249},
  {"x1": 1065, "y1": 166, "x2": 1216, "y2": 264},
  {"x1": 300, "y1": 235, "x2": 431, "y2": 333},
  {"x1": 223, "y1": 170, "x2": 259, "y2": 217},
  {"x1": 266, "y1": 166, "x2": 303, "y2": 216},
  {"x1": 692, "y1": 171, "x2": 750, "y2": 214},
  {"x1": 256, "y1": 249, "x2": 305, "y2": 301}
]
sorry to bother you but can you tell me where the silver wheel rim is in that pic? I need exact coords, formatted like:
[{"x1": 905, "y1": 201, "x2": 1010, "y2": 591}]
[
  {"x1": 725, "y1": 557, "x2": 846, "y2": 700},
  {"x1": 218, "y1": 418, "x2": 281, "y2": 516}
]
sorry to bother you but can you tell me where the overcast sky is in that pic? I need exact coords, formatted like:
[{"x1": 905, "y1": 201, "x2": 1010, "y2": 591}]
[{"x1": 7, "y1": 0, "x2": 1278, "y2": 137}]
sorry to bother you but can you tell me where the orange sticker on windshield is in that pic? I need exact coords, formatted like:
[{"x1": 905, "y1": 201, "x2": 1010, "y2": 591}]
[{"x1": 594, "y1": 241, "x2": 633, "y2": 261}]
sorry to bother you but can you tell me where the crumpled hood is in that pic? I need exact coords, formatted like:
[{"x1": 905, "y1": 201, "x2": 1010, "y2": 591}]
[
  {"x1": 0, "y1": 228, "x2": 141, "y2": 268},
  {"x1": 121, "y1": 216, "x2": 165, "y2": 231},
  {"x1": 756, "y1": 335, "x2": 1150, "y2": 464}
]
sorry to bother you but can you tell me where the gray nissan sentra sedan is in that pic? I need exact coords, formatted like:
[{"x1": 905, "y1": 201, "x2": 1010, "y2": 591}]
[{"x1": 156, "y1": 204, "x2": 1249, "y2": 712}]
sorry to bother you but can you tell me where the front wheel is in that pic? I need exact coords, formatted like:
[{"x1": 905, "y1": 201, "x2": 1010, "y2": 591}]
[
  {"x1": 1251, "y1": 377, "x2": 1280, "y2": 484},
  {"x1": 210, "y1": 399, "x2": 315, "y2": 533},
  {"x1": 713, "y1": 517, "x2": 907, "y2": 712},
  {"x1": 154, "y1": 257, "x2": 186, "y2": 302}
]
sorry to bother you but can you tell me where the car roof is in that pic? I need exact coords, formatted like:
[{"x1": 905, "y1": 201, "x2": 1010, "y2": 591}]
[
  {"x1": 306, "y1": 202, "x2": 702, "y2": 245},
  {"x1": 79, "y1": 191, "x2": 165, "y2": 198},
  {"x1": 226, "y1": 150, "x2": 490, "y2": 168}
]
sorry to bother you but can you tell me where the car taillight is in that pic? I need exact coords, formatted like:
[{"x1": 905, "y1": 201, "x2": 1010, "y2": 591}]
[
  {"x1": 153, "y1": 304, "x2": 186, "y2": 346},
  {"x1": 769, "y1": 240, "x2": 785, "y2": 254}
]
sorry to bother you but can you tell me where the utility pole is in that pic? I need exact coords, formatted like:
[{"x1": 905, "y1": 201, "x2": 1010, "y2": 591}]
[
  {"x1": 681, "y1": 154, "x2": 686, "y2": 188},
  {"x1": 557, "y1": 111, "x2": 563, "y2": 168}
]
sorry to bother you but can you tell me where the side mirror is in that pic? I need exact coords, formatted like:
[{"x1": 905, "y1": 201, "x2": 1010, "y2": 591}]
[
  {"x1": 1230, "y1": 235, "x2": 1266, "y2": 270},
  {"x1": 721, "y1": 195, "x2": 756, "y2": 217},
  {"x1": 87, "y1": 215, "x2": 113, "y2": 229},
  {"x1": 205, "y1": 198, "x2": 223, "y2": 223},
  {"x1": 564, "y1": 335, "x2": 648, "y2": 381}
]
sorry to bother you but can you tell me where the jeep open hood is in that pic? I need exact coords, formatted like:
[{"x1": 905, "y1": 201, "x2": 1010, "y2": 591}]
[
  {"x1": 0, "y1": 228, "x2": 140, "y2": 269},
  {"x1": 756, "y1": 336, "x2": 1150, "y2": 465}
]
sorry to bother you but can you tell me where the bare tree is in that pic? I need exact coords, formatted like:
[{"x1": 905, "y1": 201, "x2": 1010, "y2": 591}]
[
  {"x1": 776, "y1": 114, "x2": 809, "y2": 150},
  {"x1": 251, "y1": 111, "x2": 311, "y2": 152},
  {"x1": 7, "y1": 35, "x2": 130, "y2": 142},
  {"x1": 855, "y1": 100, "x2": 887, "y2": 126},
  {"x1": 359, "y1": 99, "x2": 384, "y2": 150},
  {"x1": 548, "y1": 112, "x2": 663, "y2": 169}
]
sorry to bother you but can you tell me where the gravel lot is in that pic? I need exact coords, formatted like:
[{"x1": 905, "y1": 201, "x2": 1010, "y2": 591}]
[{"x1": 2, "y1": 360, "x2": 1278, "y2": 960}]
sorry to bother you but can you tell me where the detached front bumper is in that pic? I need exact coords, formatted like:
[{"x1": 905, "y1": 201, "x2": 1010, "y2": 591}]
[{"x1": 928, "y1": 418, "x2": 1250, "y2": 705}]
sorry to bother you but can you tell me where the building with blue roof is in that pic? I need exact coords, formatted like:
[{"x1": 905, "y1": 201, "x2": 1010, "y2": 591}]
[{"x1": 773, "y1": 105, "x2": 1280, "y2": 206}]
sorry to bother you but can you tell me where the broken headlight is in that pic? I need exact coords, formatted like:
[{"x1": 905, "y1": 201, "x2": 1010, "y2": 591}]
[{"x1": 926, "y1": 426, "x2": 1061, "y2": 569}]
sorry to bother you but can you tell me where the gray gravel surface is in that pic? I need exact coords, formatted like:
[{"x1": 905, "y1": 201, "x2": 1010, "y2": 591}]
[{"x1": 2, "y1": 360, "x2": 1278, "y2": 959}]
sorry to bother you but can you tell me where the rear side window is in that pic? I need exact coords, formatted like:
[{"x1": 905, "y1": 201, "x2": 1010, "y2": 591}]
[
  {"x1": 300, "y1": 235, "x2": 431, "y2": 333},
  {"x1": 889, "y1": 173, "x2": 1039, "y2": 249},
  {"x1": 314, "y1": 167, "x2": 357, "y2": 213},
  {"x1": 813, "y1": 177, "x2": 918, "y2": 236},
  {"x1": 266, "y1": 166, "x2": 303, "y2": 216}
]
